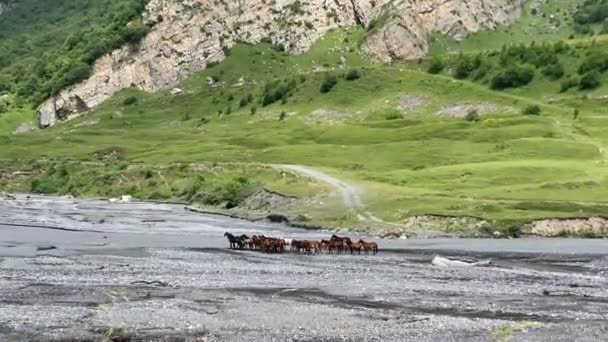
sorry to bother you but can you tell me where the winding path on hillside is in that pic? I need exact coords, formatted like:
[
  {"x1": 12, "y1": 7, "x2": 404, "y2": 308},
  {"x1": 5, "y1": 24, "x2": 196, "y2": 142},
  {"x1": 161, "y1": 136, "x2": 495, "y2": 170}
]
[{"x1": 279, "y1": 165, "x2": 384, "y2": 223}]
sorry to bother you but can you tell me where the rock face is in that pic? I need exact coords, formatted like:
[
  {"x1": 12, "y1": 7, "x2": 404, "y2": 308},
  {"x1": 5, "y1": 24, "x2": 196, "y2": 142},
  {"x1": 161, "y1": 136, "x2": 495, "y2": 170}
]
[{"x1": 37, "y1": 0, "x2": 525, "y2": 128}]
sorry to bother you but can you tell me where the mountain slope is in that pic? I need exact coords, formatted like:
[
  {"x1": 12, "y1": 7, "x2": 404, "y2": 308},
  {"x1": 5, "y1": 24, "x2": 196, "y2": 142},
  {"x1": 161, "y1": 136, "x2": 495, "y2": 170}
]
[
  {"x1": 35, "y1": 0, "x2": 526, "y2": 127},
  {"x1": 2, "y1": 0, "x2": 608, "y2": 235}
]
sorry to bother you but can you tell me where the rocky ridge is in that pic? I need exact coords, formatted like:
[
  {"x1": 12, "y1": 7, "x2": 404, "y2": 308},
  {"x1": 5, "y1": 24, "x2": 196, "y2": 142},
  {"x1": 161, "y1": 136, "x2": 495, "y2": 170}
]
[{"x1": 37, "y1": 0, "x2": 525, "y2": 128}]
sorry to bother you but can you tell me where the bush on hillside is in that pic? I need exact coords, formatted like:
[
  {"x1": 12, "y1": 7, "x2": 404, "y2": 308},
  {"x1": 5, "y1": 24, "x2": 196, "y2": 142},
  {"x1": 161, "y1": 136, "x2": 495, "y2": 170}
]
[
  {"x1": 0, "y1": 0, "x2": 149, "y2": 106},
  {"x1": 384, "y1": 110, "x2": 403, "y2": 120},
  {"x1": 465, "y1": 110, "x2": 480, "y2": 122},
  {"x1": 427, "y1": 57, "x2": 445, "y2": 74},
  {"x1": 491, "y1": 65, "x2": 535, "y2": 90},
  {"x1": 122, "y1": 96, "x2": 138, "y2": 106},
  {"x1": 261, "y1": 79, "x2": 297, "y2": 106},
  {"x1": 541, "y1": 63, "x2": 565, "y2": 80},
  {"x1": 122, "y1": 20, "x2": 149, "y2": 45},
  {"x1": 578, "y1": 52, "x2": 608, "y2": 74},
  {"x1": 560, "y1": 77, "x2": 580, "y2": 92},
  {"x1": 320, "y1": 74, "x2": 338, "y2": 93},
  {"x1": 522, "y1": 104, "x2": 541, "y2": 115},
  {"x1": 579, "y1": 71, "x2": 601, "y2": 90},
  {"x1": 452, "y1": 54, "x2": 482, "y2": 79},
  {"x1": 345, "y1": 69, "x2": 361, "y2": 81},
  {"x1": 574, "y1": 0, "x2": 608, "y2": 25}
]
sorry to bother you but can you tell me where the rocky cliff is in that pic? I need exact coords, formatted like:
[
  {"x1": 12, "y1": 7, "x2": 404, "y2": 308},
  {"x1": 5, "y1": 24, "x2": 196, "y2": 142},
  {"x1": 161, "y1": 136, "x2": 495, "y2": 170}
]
[{"x1": 37, "y1": 0, "x2": 525, "y2": 128}]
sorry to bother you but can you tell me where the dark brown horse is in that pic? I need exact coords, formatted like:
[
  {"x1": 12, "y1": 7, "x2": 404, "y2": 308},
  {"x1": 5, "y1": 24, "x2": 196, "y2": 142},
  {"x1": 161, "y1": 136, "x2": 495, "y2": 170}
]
[
  {"x1": 348, "y1": 241, "x2": 362, "y2": 255},
  {"x1": 359, "y1": 240, "x2": 378, "y2": 255}
]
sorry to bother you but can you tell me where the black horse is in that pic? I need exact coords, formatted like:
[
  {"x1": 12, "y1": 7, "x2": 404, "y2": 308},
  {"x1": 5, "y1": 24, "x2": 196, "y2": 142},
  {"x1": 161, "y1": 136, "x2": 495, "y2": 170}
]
[
  {"x1": 238, "y1": 234, "x2": 249, "y2": 250},
  {"x1": 224, "y1": 232, "x2": 249, "y2": 249},
  {"x1": 330, "y1": 234, "x2": 352, "y2": 244},
  {"x1": 224, "y1": 232, "x2": 239, "y2": 249}
]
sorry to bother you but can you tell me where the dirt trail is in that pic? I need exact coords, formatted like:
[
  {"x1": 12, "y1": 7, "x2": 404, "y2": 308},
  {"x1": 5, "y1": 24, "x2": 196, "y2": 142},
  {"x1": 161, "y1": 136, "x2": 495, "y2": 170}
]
[{"x1": 279, "y1": 165, "x2": 384, "y2": 223}]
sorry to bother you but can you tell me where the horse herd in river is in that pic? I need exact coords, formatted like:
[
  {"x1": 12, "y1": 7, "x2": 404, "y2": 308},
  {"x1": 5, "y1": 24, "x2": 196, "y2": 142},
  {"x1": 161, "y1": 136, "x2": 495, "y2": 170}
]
[{"x1": 224, "y1": 232, "x2": 378, "y2": 255}]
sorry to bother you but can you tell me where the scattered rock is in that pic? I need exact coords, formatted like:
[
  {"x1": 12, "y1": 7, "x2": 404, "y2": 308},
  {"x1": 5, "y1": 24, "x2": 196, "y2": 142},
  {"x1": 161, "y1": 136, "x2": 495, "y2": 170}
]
[
  {"x1": 93, "y1": 147, "x2": 123, "y2": 162},
  {"x1": 266, "y1": 214, "x2": 290, "y2": 224},
  {"x1": 308, "y1": 109, "x2": 352, "y2": 125},
  {"x1": 492, "y1": 231, "x2": 504, "y2": 239},
  {"x1": 380, "y1": 232, "x2": 403, "y2": 239},
  {"x1": 109, "y1": 195, "x2": 132, "y2": 203},
  {"x1": 240, "y1": 189, "x2": 296, "y2": 211},
  {"x1": 14, "y1": 123, "x2": 33, "y2": 134},
  {"x1": 170, "y1": 87, "x2": 183, "y2": 95},
  {"x1": 398, "y1": 95, "x2": 428, "y2": 112},
  {"x1": 436, "y1": 102, "x2": 513, "y2": 118}
]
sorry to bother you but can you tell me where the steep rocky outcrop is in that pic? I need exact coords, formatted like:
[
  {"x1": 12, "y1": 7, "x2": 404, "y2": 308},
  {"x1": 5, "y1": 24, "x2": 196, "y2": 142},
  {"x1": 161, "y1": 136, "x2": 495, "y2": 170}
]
[{"x1": 37, "y1": 0, "x2": 525, "y2": 128}]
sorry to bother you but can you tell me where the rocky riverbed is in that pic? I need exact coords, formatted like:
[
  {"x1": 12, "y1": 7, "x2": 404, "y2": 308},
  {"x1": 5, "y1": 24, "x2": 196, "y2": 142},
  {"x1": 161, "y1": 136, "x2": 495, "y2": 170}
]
[{"x1": 1, "y1": 196, "x2": 608, "y2": 341}]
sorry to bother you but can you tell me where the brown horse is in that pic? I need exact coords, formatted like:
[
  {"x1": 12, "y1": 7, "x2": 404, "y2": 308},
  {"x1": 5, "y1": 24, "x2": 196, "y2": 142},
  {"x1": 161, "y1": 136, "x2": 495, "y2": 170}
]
[
  {"x1": 291, "y1": 240, "x2": 306, "y2": 254},
  {"x1": 326, "y1": 240, "x2": 343, "y2": 254},
  {"x1": 348, "y1": 241, "x2": 362, "y2": 255},
  {"x1": 359, "y1": 240, "x2": 378, "y2": 255}
]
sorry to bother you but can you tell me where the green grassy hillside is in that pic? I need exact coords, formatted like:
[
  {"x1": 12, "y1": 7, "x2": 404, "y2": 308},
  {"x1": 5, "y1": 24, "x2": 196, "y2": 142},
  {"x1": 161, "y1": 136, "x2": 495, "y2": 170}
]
[{"x1": 2, "y1": 1, "x2": 608, "y2": 234}]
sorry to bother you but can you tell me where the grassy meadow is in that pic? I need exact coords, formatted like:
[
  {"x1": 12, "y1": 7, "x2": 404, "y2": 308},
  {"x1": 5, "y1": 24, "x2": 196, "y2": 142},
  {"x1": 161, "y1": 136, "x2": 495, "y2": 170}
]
[{"x1": 2, "y1": 2, "x2": 608, "y2": 233}]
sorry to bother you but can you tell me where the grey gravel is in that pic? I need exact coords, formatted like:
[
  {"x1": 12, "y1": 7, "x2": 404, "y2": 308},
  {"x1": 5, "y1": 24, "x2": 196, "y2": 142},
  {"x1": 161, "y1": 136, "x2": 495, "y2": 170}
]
[{"x1": 1, "y1": 196, "x2": 608, "y2": 341}]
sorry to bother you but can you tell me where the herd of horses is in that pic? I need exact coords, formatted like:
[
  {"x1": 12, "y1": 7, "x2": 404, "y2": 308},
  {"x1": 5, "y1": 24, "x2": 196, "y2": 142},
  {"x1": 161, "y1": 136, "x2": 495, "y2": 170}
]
[{"x1": 224, "y1": 232, "x2": 378, "y2": 255}]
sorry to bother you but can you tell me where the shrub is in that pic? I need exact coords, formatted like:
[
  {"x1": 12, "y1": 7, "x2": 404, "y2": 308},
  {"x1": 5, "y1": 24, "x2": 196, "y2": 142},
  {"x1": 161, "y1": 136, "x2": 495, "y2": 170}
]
[
  {"x1": 122, "y1": 96, "x2": 138, "y2": 105},
  {"x1": 465, "y1": 110, "x2": 480, "y2": 122},
  {"x1": 427, "y1": 56, "x2": 445, "y2": 74},
  {"x1": 345, "y1": 69, "x2": 361, "y2": 81},
  {"x1": 452, "y1": 54, "x2": 482, "y2": 79},
  {"x1": 522, "y1": 105, "x2": 541, "y2": 115},
  {"x1": 279, "y1": 111, "x2": 287, "y2": 121},
  {"x1": 560, "y1": 77, "x2": 580, "y2": 92},
  {"x1": 384, "y1": 110, "x2": 403, "y2": 120},
  {"x1": 491, "y1": 65, "x2": 535, "y2": 90},
  {"x1": 541, "y1": 63, "x2": 565, "y2": 80},
  {"x1": 320, "y1": 74, "x2": 338, "y2": 93},
  {"x1": 579, "y1": 71, "x2": 601, "y2": 90},
  {"x1": 578, "y1": 52, "x2": 608, "y2": 74},
  {"x1": 261, "y1": 79, "x2": 297, "y2": 106},
  {"x1": 122, "y1": 20, "x2": 149, "y2": 45}
]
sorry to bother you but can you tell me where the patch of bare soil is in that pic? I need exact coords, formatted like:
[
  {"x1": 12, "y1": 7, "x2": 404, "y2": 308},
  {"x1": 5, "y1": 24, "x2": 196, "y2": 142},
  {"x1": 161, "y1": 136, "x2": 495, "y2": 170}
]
[
  {"x1": 93, "y1": 147, "x2": 124, "y2": 162},
  {"x1": 307, "y1": 108, "x2": 353, "y2": 125},
  {"x1": 437, "y1": 102, "x2": 514, "y2": 118},
  {"x1": 526, "y1": 217, "x2": 608, "y2": 237},
  {"x1": 240, "y1": 189, "x2": 297, "y2": 211},
  {"x1": 399, "y1": 95, "x2": 428, "y2": 112}
]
